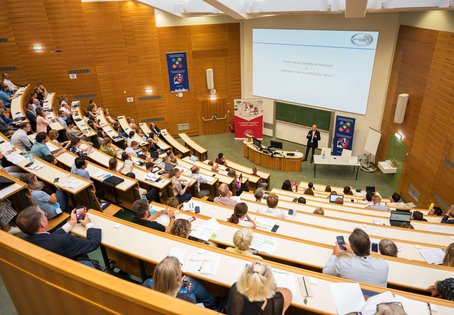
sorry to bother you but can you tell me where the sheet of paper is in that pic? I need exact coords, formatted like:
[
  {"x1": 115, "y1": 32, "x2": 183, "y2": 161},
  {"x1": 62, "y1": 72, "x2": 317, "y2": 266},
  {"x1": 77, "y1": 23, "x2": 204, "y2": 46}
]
[
  {"x1": 394, "y1": 295, "x2": 430, "y2": 315},
  {"x1": 254, "y1": 216, "x2": 277, "y2": 232},
  {"x1": 419, "y1": 248, "x2": 445, "y2": 264},
  {"x1": 373, "y1": 218, "x2": 389, "y2": 226},
  {"x1": 250, "y1": 235, "x2": 276, "y2": 254},
  {"x1": 428, "y1": 226, "x2": 451, "y2": 234},
  {"x1": 272, "y1": 269, "x2": 299, "y2": 297},
  {"x1": 360, "y1": 291, "x2": 396, "y2": 315},
  {"x1": 184, "y1": 253, "x2": 221, "y2": 275},
  {"x1": 6, "y1": 152, "x2": 26, "y2": 164},
  {"x1": 61, "y1": 179, "x2": 83, "y2": 190},
  {"x1": 182, "y1": 201, "x2": 201, "y2": 211},
  {"x1": 189, "y1": 218, "x2": 220, "y2": 241},
  {"x1": 168, "y1": 248, "x2": 187, "y2": 264},
  {"x1": 330, "y1": 283, "x2": 365, "y2": 315}
]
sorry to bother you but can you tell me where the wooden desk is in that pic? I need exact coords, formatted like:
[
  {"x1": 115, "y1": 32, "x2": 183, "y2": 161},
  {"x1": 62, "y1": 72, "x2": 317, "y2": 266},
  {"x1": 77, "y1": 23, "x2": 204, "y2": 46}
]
[
  {"x1": 243, "y1": 141, "x2": 303, "y2": 171},
  {"x1": 0, "y1": 231, "x2": 216, "y2": 315},
  {"x1": 241, "y1": 192, "x2": 454, "y2": 235},
  {"x1": 151, "y1": 203, "x2": 454, "y2": 292},
  {"x1": 0, "y1": 171, "x2": 32, "y2": 211},
  {"x1": 71, "y1": 211, "x2": 454, "y2": 314},
  {"x1": 161, "y1": 129, "x2": 190, "y2": 156},
  {"x1": 11, "y1": 84, "x2": 31, "y2": 121},
  {"x1": 139, "y1": 123, "x2": 170, "y2": 150},
  {"x1": 97, "y1": 108, "x2": 123, "y2": 143},
  {"x1": 178, "y1": 133, "x2": 207, "y2": 160},
  {"x1": 192, "y1": 198, "x2": 447, "y2": 263},
  {"x1": 313, "y1": 154, "x2": 361, "y2": 180},
  {"x1": 43, "y1": 92, "x2": 64, "y2": 131},
  {"x1": 117, "y1": 116, "x2": 147, "y2": 146},
  {"x1": 70, "y1": 101, "x2": 97, "y2": 137}
]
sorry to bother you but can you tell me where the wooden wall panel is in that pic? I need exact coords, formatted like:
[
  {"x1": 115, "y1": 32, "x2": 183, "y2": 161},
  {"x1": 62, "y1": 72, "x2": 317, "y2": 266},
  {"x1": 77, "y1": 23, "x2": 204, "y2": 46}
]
[
  {"x1": 379, "y1": 25, "x2": 454, "y2": 208},
  {"x1": 0, "y1": 1, "x2": 240, "y2": 136}
]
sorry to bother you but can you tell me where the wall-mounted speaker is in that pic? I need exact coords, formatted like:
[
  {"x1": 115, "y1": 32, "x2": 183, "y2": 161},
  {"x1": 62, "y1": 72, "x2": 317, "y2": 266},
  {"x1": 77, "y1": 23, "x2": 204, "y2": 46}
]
[
  {"x1": 394, "y1": 93, "x2": 409, "y2": 124},
  {"x1": 206, "y1": 68, "x2": 214, "y2": 90}
]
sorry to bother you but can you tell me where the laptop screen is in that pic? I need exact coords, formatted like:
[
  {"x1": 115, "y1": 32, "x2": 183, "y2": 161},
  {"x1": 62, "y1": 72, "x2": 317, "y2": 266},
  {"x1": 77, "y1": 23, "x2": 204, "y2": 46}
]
[
  {"x1": 329, "y1": 194, "x2": 343, "y2": 203},
  {"x1": 390, "y1": 211, "x2": 411, "y2": 222},
  {"x1": 366, "y1": 186, "x2": 376, "y2": 193}
]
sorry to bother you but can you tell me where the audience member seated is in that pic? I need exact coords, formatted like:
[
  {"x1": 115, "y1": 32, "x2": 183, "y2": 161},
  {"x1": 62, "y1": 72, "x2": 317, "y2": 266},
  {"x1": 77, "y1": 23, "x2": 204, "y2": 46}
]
[
  {"x1": 36, "y1": 107, "x2": 50, "y2": 133},
  {"x1": 227, "y1": 202, "x2": 256, "y2": 228},
  {"x1": 25, "y1": 103, "x2": 37, "y2": 132},
  {"x1": 16, "y1": 206, "x2": 101, "y2": 266},
  {"x1": 48, "y1": 129, "x2": 71, "y2": 150},
  {"x1": 334, "y1": 197, "x2": 343, "y2": 205},
  {"x1": 343, "y1": 186, "x2": 353, "y2": 195},
  {"x1": 215, "y1": 153, "x2": 226, "y2": 165},
  {"x1": 0, "y1": 200, "x2": 19, "y2": 234},
  {"x1": 390, "y1": 192, "x2": 401, "y2": 203},
  {"x1": 324, "y1": 185, "x2": 331, "y2": 192},
  {"x1": 0, "y1": 152, "x2": 24, "y2": 178},
  {"x1": 99, "y1": 138, "x2": 118, "y2": 157},
  {"x1": 11, "y1": 122, "x2": 32, "y2": 151},
  {"x1": 359, "y1": 191, "x2": 375, "y2": 205},
  {"x1": 56, "y1": 110, "x2": 67, "y2": 128},
  {"x1": 59, "y1": 96, "x2": 71, "y2": 116},
  {"x1": 257, "y1": 193, "x2": 285, "y2": 219},
  {"x1": 120, "y1": 152, "x2": 134, "y2": 174},
  {"x1": 29, "y1": 132, "x2": 56, "y2": 163},
  {"x1": 0, "y1": 85, "x2": 12, "y2": 108},
  {"x1": 428, "y1": 278, "x2": 454, "y2": 301},
  {"x1": 125, "y1": 172, "x2": 147, "y2": 197},
  {"x1": 322, "y1": 228, "x2": 389, "y2": 287},
  {"x1": 169, "y1": 168, "x2": 192, "y2": 203},
  {"x1": 149, "y1": 122, "x2": 161, "y2": 136},
  {"x1": 313, "y1": 207, "x2": 324, "y2": 216},
  {"x1": 190, "y1": 166, "x2": 210, "y2": 198},
  {"x1": 443, "y1": 243, "x2": 454, "y2": 267},
  {"x1": 71, "y1": 157, "x2": 90, "y2": 180},
  {"x1": 281, "y1": 179, "x2": 292, "y2": 192},
  {"x1": 296, "y1": 196, "x2": 306, "y2": 204},
  {"x1": 103, "y1": 108, "x2": 115, "y2": 124},
  {"x1": 227, "y1": 169, "x2": 242, "y2": 196},
  {"x1": 378, "y1": 239, "x2": 398, "y2": 258},
  {"x1": 251, "y1": 167, "x2": 267, "y2": 189},
  {"x1": 207, "y1": 161, "x2": 218, "y2": 173},
  {"x1": 0, "y1": 113, "x2": 14, "y2": 136},
  {"x1": 144, "y1": 256, "x2": 217, "y2": 308},
  {"x1": 254, "y1": 187, "x2": 264, "y2": 202},
  {"x1": 303, "y1": 188, "x2": 314, "y2": 196},
  {"x1": 412, "y1": 210, "x2": 427, "y2": 221},
  {"x1": 126, "y1": 131, "x2": 135, "y2": 147},
  {"x1": 21, "y1": 173, "x2": 66, "y2": 219},
  {"x1": 428, "y1": 206, "x2": 443, "y2": 216},
  {"x1": 441, "y1": 205, "x2": 454, "y2": 224},
  {"x1": 307, "y1": 181, "x2": 314, "y2": 190},
  {"x1": 170, "y1": 219, "x2": 191, "y2": 239},
  {"x1": 375, "y1": 303, "x2": 406, "y2": 315},
  {"x1": 226, "y1": 228, "x2": 262, "y2": 259},
  {"x1": 227, "y1": 261, "x2": 292, "y2": 315},
  {"x1": 366, "y1": 195, "x2": 390, "y2": 211},
  {"x1": 214, "y1": 183, "x2": 238, "y2": 208},
  {"x1": 66, "y1": 119, "x2": 83, "y2": 139},
  {"x1": 69, "y1": 137, "x2": 93, "y2": 157},
  {"x1": 131, "y1": 199, "x2": 175, "y2": 233},
  {"x1": 125, "y1": 140, "x2": 139, "y2": 157},
  {"x1": 1, "y1": 73, "x2": 17, "y2": 92}
]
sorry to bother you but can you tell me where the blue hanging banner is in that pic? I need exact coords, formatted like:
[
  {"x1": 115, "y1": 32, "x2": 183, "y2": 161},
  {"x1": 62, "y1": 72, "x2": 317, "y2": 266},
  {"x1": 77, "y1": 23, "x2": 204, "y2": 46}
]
[
  {"x1": 166, "y1": 52, "x2": 189, "y2": 93},
  {"x1": 332, "y1": 115, "x2": 356, "y2": 156}
]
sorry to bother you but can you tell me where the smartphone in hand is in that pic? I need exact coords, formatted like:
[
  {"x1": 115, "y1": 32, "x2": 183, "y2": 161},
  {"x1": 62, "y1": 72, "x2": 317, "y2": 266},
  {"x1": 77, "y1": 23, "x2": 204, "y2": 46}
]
[
  {"x1": 336, "y1": 235, "x2": 346, "y2": 251},
  {"x1": 76, "y1": 207, "x2": 87, "y2": 222}
]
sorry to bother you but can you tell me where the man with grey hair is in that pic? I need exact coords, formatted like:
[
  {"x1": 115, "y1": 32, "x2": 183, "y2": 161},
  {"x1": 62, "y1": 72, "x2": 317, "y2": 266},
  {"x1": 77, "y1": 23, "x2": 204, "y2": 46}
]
[
  {"x1": 214, "y1": 183, "x2": 238, "y2": 208},
  {"x1": 379, "y1": 239, "x2": 398, "y2": 257},
  {"x1": 254, "y1": 187, "x2": 264, "y2": 202}
]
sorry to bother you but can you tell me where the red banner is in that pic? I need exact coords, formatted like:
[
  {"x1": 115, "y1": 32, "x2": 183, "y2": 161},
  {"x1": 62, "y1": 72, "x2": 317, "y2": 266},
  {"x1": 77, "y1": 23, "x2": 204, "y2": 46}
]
[{"x1": 234, "y1": 99, "x2": 263, "y2": 139}]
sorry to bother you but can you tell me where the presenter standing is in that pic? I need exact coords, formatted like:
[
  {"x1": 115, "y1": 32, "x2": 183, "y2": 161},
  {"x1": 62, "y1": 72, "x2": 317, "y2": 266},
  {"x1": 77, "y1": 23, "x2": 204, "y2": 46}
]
[{"x1": 303, "y1": 124, "x2": 321, "y2": 163}]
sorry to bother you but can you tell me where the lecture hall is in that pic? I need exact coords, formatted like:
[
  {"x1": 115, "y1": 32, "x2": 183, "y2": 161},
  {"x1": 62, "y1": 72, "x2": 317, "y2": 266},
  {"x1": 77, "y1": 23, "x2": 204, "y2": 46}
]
[{"x1": 0, "y1": 1, "x2": 453, "y2": 314}]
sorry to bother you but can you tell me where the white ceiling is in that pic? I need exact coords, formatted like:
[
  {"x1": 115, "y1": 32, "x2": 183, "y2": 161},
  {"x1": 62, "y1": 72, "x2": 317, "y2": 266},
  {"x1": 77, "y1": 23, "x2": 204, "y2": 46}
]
[{"x1": 136, "y1": 0, "x2": 454, "y2": 19}]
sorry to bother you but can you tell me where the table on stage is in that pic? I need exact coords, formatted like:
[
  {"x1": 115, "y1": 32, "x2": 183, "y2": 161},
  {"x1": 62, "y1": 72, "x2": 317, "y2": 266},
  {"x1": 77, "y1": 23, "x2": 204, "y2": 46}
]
[
  {"x1": 243, "y1": 141, "x2": 304, "y2": 171},
  {"x1": 313, "y1": 154, "x2": 360, "y2": 180}
]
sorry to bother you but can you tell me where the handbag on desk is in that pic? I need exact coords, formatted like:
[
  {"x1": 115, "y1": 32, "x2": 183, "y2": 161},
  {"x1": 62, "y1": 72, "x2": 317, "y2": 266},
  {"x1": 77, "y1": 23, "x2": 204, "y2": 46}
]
[{"x1": 103, "y1": 175, "x2": 124, "y2": 187}]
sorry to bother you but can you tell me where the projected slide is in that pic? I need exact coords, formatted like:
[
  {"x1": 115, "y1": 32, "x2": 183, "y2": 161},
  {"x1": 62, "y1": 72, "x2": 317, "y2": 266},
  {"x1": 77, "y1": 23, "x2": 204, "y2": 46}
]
[{"x1": 253, "y1": 29, "x2": 379, "y2": 115}]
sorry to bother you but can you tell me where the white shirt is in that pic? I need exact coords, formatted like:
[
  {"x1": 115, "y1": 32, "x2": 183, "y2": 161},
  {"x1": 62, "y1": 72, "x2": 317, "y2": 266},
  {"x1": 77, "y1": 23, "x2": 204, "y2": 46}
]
[
  {"x1": 125, "y1": 147, "x2": 138, "y2": 156},
  {"x1": 257, "y1": 206, "x2": 285, "y2": 219},
  {"x1": 3, "y1": 79, "x2": 17, "y2": 91}
]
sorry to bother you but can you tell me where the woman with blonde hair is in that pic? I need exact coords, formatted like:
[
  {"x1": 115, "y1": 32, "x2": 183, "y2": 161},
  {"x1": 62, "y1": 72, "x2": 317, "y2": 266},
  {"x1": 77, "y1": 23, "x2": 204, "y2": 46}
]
[
  {"x1": 226, "y1": 228, "x2": 262, "y2": 259},
  {"x1": 144, "y1": 256, "x2": 216, "y2": 308},
  {"x1": 170, "y1": 219, "x2": 191, "y2": 239},
  {"x1": 227, "y1": 202, "x2": 256, "y2": 228},
  {"x1": 227, "y1": 261, "x2": 292, "y2": 314},
  {"x1": 443, "y1": 243, "x2": 454, "y2": 267}
]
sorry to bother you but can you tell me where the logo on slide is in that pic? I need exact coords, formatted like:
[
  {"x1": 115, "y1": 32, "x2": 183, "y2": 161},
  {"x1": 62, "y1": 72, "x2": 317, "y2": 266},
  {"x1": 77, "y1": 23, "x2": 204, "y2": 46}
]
[{"x1": 351, "y1": 33, "x2": 374, "y2": 46}]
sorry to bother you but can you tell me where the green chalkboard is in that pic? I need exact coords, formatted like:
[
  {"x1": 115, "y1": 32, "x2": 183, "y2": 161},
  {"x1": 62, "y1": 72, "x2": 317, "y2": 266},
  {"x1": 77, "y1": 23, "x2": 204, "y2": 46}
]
[{"x1": 275, "y1": 101, "x2": 332, "y2": 131}]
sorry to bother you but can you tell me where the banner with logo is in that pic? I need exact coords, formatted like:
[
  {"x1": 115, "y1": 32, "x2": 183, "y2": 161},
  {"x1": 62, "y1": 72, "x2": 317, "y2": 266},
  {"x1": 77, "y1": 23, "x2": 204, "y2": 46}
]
[
  {"x1": 332, "y1": 115, "x2": 356, "y2": 156},
  {"x1": 166, "y1": 52, "x2": 189, "y2": 93},
  {"x1": 234, "y1": 99, "x2": 263, "y2": 139}
]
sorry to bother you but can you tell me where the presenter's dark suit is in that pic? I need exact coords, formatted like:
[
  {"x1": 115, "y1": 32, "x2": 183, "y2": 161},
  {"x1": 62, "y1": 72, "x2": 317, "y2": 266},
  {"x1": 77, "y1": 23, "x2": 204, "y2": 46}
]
[
  {"x1": 303, "y1": 130, "x2": 321, "y2": 163},
  {"x1": 25, "y1": 227, "x2": 101, "y2": 260}
]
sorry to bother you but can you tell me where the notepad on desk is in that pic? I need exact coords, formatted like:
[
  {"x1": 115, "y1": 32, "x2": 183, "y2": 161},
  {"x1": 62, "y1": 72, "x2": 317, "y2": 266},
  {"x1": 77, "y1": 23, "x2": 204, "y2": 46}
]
[
  {"x1": 419, "y1": 248, "x2": 445, "y2": 265},
  {"x1": 184, "y1": 252, "x2": 221, "y2": 275}
]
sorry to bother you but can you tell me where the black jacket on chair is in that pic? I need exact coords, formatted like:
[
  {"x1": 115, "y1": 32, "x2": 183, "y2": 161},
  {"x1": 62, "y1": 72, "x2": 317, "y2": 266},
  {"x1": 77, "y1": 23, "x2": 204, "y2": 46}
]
[{"x1": 25, "y1": 227, "x2": 101, "y2": 260}]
